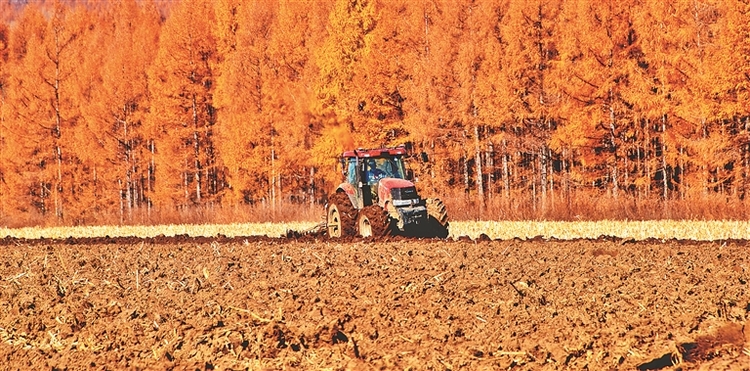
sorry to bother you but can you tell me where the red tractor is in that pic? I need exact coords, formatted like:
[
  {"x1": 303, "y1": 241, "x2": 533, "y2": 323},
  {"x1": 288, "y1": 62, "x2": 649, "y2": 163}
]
[{"x1": 325, "y1": 146, "x2": 449, "y2": 238}]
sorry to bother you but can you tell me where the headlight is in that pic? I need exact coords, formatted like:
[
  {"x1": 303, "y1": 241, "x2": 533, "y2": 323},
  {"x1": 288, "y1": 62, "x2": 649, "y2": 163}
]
[{"x1": 392, "y1": 199, "x2": 419, "y2": 207}]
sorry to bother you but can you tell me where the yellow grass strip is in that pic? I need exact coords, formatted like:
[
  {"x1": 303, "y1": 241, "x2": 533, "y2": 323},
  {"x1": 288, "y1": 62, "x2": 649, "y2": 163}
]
[
  {"x1": 0, "y1": 222, "x2": 318, "y2": 240},
  {"x1": 450, "y1": 220, "x2": 750, "y2": 241},
  {"x1": 1, "y1": 220, "x2": 749, "y2": 241}
]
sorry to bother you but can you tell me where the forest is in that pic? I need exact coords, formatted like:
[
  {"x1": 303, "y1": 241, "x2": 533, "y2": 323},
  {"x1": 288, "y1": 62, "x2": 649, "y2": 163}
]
[{"x1": 0, "y1": 0, "x2": 749, "y2": 227}]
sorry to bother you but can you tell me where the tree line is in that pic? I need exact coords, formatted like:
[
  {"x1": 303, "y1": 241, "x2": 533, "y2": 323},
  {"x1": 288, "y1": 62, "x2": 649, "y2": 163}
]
[{"x1": 0, "y1": 0, "x2": 749, "y2": 226}]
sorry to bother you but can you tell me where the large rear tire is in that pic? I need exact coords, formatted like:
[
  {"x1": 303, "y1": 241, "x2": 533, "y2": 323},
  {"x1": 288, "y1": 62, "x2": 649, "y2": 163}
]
[
  {"x1": 424, "y1": 198, "x2": 449, "y2": 238},
  {"x1": 327, "y1": 192, "x2": 356, "y2": 238},
  {"x1": 357, "y1": 205, "x2": 391, "y2": 238}
]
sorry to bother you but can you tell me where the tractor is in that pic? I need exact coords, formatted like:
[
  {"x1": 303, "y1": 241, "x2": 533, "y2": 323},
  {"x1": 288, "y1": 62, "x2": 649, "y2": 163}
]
[{"x1": 325, "y1": 146, "x2": 449, "y2": 238}]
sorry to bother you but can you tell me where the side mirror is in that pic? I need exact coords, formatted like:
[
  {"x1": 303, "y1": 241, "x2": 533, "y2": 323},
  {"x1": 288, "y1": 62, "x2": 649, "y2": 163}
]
[
  {"x1": 420, "y1": 152, "x2": 429, "y2": 162},
  {"x1": 406, "y1": 169, "x2": 415, "y2": 181}
]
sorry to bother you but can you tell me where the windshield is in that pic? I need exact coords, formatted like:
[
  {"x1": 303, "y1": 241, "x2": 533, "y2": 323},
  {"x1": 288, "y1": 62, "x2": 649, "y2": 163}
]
[
  {"x1": 364, "y1": 156, "x2": 406, "y2": 184},
  {"x1": 346, "y1": 156, "x2": 407, "y2": 185}
]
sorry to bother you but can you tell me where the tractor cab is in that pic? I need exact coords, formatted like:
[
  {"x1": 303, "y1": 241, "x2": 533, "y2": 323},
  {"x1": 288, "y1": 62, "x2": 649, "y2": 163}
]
[
  {"x1": 339, "y1": 147, "x2": 411, "y2": 208},
  {"x1": 345, "y1": 154, "x2": 407, "y2": 184}
]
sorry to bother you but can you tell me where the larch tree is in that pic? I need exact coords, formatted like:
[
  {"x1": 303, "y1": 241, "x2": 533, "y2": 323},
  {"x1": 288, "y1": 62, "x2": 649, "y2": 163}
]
[
  {"x1": 215, "y1": 0, "x2": 328, "y2": 207},
  {"x1": 622, "y1": 2, "x2": 673, "y2": 203},
  {"x1": 349, "y1": 0, "x2": 411, "y2": 148},
  {"x1": 720, "y1": 0, "x2": 750, "y2": 200},
  {"x1": 386, "y1": 0, "x2": 442, "y2": 194},
  {"x1": 82, "y1": 0, "x2": 161, "y2": 221},
  {"x1": 1, "y1": 6, "x2": 46, "y2": 222},
  {"x1": 451, "y1": 1, "x2": 484, "y2": 203},
  {"x1": 667, "y1": 0, "x2": 734, "y2": 199},
  {"x1": 214, "y1": 0, "x2": 279, "y2": 206},
  {"x1": 312, "y1": 0, "x2": 375, "y2": 162},
  {"x1": 148, "y1": 0, "x2": 221, "y2": 209},
  {"x1": 266, "y1": 0, "x2": 326, "y2": 206},
  {"x1": 61, "y1": 5, "x2": 110, "y2": 222},
  {"x1": 403, "y1": 0, "x2": 469, "y2": 198},
  {"x1": 3, "y1": 2, "x2": 90, "y2": 222},
  {"x1": 451, "y1": 0, "x2": 512, "y2": 207},
  {"x1": 497, "y1": 0, "x2": 564, "y2": 213},
  {"x1": 212, "y1": 0, "x2": 253, "y2": 206},
  {"x1": 635, "y1": 0, "x2": 723, "y2": 203},
  {"x1": 364, "y1": 0, "x2": 456, "y2": 198},
  {"x1": 394, "y1": 0, "x2": 436, "y2": 142},
  {"x1": 472, "y1": 0, "x2": 512, "y2": 204},
  {"x1": 556, "y1": 0, "x2": 644, "y2": 200}
]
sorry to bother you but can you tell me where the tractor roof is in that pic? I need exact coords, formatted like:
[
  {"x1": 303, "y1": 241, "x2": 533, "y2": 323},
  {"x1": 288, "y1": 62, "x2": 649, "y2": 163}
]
[{"x1": 342, "y1": 146, "x2": 408, "y2": 158}]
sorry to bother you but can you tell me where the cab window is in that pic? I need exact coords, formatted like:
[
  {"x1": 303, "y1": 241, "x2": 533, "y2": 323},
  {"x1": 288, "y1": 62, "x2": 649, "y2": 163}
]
[{"x1": 347, "y1": 158, "x2": 358, "y2": 185}]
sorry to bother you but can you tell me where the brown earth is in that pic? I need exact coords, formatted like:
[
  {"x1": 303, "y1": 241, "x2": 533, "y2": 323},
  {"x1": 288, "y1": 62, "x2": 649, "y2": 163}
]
[{"x1": 1, "y1": 235, "x2": 749, "y2": 370}]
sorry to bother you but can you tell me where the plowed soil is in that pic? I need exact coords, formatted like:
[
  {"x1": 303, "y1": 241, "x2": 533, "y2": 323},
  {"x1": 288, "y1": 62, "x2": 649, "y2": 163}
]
[{"x1": 1, "y1": 236, "x2": 749, "y2": 370}]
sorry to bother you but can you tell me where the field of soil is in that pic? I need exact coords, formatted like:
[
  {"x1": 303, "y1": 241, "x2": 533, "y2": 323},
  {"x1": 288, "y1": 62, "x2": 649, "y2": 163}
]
[{"x1": 1, "y1": 235, "x2": 749, "y2": 370}]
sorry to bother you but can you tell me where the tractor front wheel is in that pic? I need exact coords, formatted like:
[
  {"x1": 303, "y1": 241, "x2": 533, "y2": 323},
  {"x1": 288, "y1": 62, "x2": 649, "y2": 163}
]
[{"x1": 327, "y1": 192, "x2": 356, "y2": 238}]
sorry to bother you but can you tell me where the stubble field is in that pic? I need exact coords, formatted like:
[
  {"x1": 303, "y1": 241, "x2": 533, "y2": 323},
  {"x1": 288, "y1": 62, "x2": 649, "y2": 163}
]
[{"x1": 1, "y1": 235, "x2": 749, "y2": 370}]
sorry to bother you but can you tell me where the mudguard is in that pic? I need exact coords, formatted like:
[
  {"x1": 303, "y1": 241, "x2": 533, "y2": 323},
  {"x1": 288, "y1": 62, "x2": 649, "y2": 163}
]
[{"x1": 336, "y1": 182, "x2": 359, "y2": 209}]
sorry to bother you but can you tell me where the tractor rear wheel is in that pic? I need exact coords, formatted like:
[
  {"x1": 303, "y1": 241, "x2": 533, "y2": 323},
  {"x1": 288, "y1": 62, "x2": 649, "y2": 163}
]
[
  {"x1": 424, "y1": 198, "x2": 449, "y2": 238},
  {"x1": 327, "y1": 192, "x2": 356, "y2": 238},
  {"x1": 357, "y1": 205, "x2": 391, "y2": 238}
]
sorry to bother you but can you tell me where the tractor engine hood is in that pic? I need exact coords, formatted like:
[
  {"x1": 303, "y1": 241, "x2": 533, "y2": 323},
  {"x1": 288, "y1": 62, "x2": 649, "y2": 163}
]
[{"x1": 378, "y1": 178, "x2": 419, "y2": 207}]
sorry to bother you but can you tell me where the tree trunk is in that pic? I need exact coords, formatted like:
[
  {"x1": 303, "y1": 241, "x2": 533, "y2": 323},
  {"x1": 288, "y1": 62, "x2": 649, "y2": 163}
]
[
  {"x1": 309, "y1": 167, "x2": 315, "y2": 207},
  {"x1": 662, "y1": 115, "x2": 668, "y2": 201},
  {"x1": 539, "y1": 147, "x2": 547, "y2": 212},
  {"x1": 463, "y1": 154, "x2": 469, "y2": 196},
  {"x1": 624, "y1": 145, "x2": 629, "y2": 195},
  {"x1": 486, "y1": 142, "x2": 494, "y2": 202},
  {"x1": 474, "y1": 125, "x2": 484, "y2": 205},
  {"x1": 55, "y1": 145, "x2": 63, "y2": 219},
  {"x1": 532, "y1": 162, "x2": 537, "y2": 214},
  {"x1": 270, "y1": 131, "x2": 276, "y2": 216},
  {"x1": 192, "y1": 94, "x2": 202, "y2": 203},
  {"x1": 184, "y1": 155, "x2": 190, "y2": 204},
  {"x1": 636, "y1": 145, "x2": 642, "y2": 201},
  {"x1": 502, "y1": 139, "x2": 510, "y2": 199},
  {"x1": 645, "y1": 119, "x2": 651, "y2": 199},
  {"x1": 609, "y1": 107, "x2": 618, "y2": 199},
  {"x1": 548, "y1": 147, "x2": 554, "y2": 212},
  {"x1": 40, "y1": 182, "x2": 47, "y2": 215},
  {"x1": 563, "y1": 148, "x2": 571, "y2": 216},
  {"x1": 149, "y1": 139, "x2": 155, "y2": 217},
  {"x1": 463, "y1": 131, "x2": 470, "y2": 196},
  {"x1": 53, "y1": 38, "x2": 64, "y2": 220},
  {"x1": 118, "y1": 178, "x2": 125, "y2": 223}
]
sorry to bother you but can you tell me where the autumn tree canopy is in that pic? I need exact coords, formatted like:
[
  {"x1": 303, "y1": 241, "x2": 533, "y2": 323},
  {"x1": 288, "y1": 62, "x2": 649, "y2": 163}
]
[{"x1": 1, "y1": 0, "x2": 749, "y2": 225}]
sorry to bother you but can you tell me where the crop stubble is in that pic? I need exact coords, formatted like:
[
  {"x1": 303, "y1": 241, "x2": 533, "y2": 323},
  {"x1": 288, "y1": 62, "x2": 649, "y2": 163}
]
[{"x1": 1, "y1": 236, "x2": 749, "y2": 370}]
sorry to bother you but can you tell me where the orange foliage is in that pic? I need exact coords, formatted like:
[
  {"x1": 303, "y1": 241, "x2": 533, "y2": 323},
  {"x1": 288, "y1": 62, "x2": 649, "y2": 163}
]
[{"x1": 0, "y1": 0, "x2": 749, "y2": 226}]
